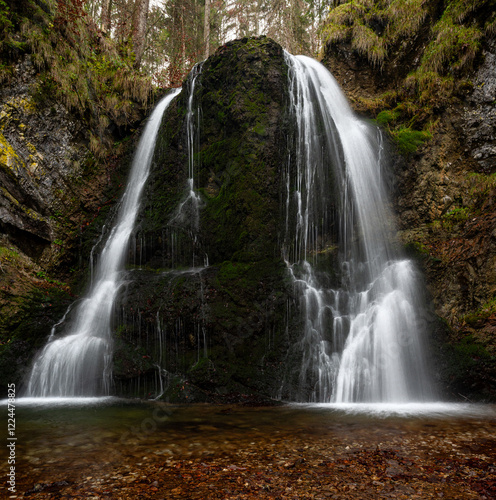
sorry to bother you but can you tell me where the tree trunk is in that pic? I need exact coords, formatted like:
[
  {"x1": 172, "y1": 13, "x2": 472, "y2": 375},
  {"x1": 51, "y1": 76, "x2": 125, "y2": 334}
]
[
  {"x1": 253, "y1": 0, "x2": 259, "y2": 35},
  {"x1": 181, "y1": 5, "x2": 186, "y2": 70},
  {"x1": 101, "y1": 0, "x2": 112, "y2": 34},
  {"x1": 204, "y1": 0, "x2": 211, "y2": 59},
  {"x1": 133, "y1": 0, "x2": 150, "y2": 69}
]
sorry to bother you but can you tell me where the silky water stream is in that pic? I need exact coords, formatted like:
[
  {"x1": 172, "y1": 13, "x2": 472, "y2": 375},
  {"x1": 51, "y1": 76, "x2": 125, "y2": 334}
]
[
  {"x1": 282, "y1": 54, "x2": 433, "y2": 403},
  {"x1": 26, "y1": 54, "x2": 432, "y2": 403},
  {"x1": 25, "y1": 90, "x2": 181, "y2": 397}
]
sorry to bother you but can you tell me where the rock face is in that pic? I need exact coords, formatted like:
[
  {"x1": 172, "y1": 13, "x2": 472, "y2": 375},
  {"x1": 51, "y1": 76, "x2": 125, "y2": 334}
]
[
  {"x1": 2, "y1": 22, "x2": 495, "y2": 401},
  {"x1": 111, "y1": 38, "x2": 301, "y2": 401},
  {"x1": 0, "y1": 56, "x2": 86, "y2": 260},
  {"x1": 0, "y1": 55, "x2": 135, "y2": 393},
  {"x1": 393, "y1": 46, "x2": 496, "y2": 401},
  {"x1": 463, "y1": 39, "x2": 496, "y2": 175},
  {"x1": 0, "y1": 56, "x2": 86, "y2": 388},
  {"x1": 322, "y1": 8, "x2": 496, "y2": 400}
]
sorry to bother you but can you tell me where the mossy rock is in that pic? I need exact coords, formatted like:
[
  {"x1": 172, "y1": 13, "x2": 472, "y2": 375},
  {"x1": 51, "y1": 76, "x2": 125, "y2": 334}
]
[
  {"x1": 137, "y1": 37, "x2": 288, "y2": 266},
  {"x1": 112, "y1": 255, "x2": 301, "y2": 400},
  {"x1": 0, "y1": 285, "x2": 73, "y2": 395},
  {"x1": 438, "y1": 335, "x2": 496, "y2": 401}
]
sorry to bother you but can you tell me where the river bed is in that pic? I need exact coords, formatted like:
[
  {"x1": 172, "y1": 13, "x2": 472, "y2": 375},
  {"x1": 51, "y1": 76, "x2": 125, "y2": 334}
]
[{"x1": 2, "y1": 399, "x2": 496, "y2": 499}]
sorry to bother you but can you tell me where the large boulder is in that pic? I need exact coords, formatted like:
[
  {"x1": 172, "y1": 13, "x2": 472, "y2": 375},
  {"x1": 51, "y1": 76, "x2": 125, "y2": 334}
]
[{"x1": 113, "y1": 37, "x2": 302, "y2": 402}]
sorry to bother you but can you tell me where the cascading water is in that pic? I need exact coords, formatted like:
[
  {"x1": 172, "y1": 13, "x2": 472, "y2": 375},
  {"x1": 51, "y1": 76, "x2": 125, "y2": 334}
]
[
  {"x1": 170, "y1": 64, "x2": 204, "y2": 235},
  {"x1": 25, "y1": 89, "x2": 181, "y2": 397},
  {"x1": 166, "y1": 63, "x2": 208, "y2": 271},
  {"x1": 283, "y1": 53, "x2": 434, "y2": 403},
  {"x1": 112, "y1": 65, "x2": 209, "y2": 398}
]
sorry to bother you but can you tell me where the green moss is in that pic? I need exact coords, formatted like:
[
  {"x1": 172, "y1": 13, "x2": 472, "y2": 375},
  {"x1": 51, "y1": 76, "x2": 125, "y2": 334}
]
[
  {"x1": 452, "y1": 336, "x2": 492, "y2": 366},
  {"x1": 0, "y1": 245, "x2": 20, "y2": 262},
  {"x1": 187, "y1": 356, "x2": 217, "y2": 386},
  {"x1": 445, "y1": 336, "x2": 496, "y2": 401},
  {"x1": 323, "y1": 0, "x2": 486, "y2": 74},
  {"x1": 442, "y1": 206, "x2": 470, "y2": 224},
  {"x1": 376, "y1": 108, "x2": 401, "y2": 126},
  {"x1": 462, "y1": 297, "x2": 496, "y2": 327},
  {"x1": 391, "y1": 126, "x2": 432, "y2": 154},
  {"x1": 189, "y1": 39, "x2": 285, "y2": 262},
  {"x1": 201, "y1": 139, "x2": 239, "y2": 174},
  {"x1": 252, "y1": 122, "x2": 267, "y2": 136},
  {"x1": 218, "y1": 260, "x2": 252, "y2": 281},
  {"x1": 435, "y1": 329, "x2": 496, "y2": 401},
  {"x1": 111, "y1": 38, "x2": 298, "y2": 400},
  {"x1": 324, "y1": 0, "x2": 494, "y2": 146},
  {"x1": 404, "y1": 240, "x2": 430, "y2": 257},
  {"x1": 373, "y1": 98, "x2": 433, "y2": 153}
]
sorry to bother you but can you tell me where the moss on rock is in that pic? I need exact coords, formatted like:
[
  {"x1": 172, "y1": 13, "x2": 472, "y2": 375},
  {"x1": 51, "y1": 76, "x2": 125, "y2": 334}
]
[{"x1": 113, "y1": 38, "x2": 302, "y2": 401}]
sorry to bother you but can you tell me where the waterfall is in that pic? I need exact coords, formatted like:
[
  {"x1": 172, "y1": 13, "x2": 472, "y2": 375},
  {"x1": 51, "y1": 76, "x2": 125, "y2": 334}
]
[
  {"x1": 167, "y1": 63, "x2": 208, "y2": 271},
  {"x1": 110, "y1": 65, "x2": 209, "y2": 398},
  {"x1": 26, "y1": 89, "x2": 181, "y2": 397},
  {"x1": 284, "y1": 54, "x2": 433, "y2": 403},
  {"x1": 170, "y1": 63, "x2": 204, "y2": 235}
]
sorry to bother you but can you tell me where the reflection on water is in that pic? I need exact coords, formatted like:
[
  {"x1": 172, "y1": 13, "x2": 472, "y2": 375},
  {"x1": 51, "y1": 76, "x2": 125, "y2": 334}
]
[
  {"x1": 302, "y1": 402, "x2": 496, "y2": 418},
  {"x1": 2, "y1": 399, "x2": 496, "y2": 496}
]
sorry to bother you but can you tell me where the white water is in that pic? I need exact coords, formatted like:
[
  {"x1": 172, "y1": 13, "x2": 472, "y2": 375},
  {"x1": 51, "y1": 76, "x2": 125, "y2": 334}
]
[
  {"x1": 170, "y1": 64, "x2": 204, "y2": 234},
  {"x1": 167, "y1": 64, "x2": 209, "y2": 273},
  {"x1": 284, "y1": 54, "x2": 433, "y2": 403},
  {"x1": 26, "y1": 90, "x2": 181, "y2": 397},
  {"x1": 295, "y1": 402, "x2": 496, "y2": 418}
]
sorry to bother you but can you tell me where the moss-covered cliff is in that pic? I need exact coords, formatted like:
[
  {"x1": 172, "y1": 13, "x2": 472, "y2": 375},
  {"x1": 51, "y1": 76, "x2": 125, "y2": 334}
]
[
  {"x1": 322, "y1": 0, "x2": 496, "y2": 400},
  {"x1": 0, "y1": 33, "x2": 303, "y2": 403},
  {"x1": 111, "y1": 37, "x2": 302, "y2": 402}
]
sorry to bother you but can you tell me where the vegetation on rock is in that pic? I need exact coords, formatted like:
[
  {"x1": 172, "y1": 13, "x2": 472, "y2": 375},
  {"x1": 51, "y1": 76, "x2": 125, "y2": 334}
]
[
  {"x1": 109, "y1": 38, "x2": 302, "y2": 401},
  {"x1": 0, "y1": 0, "x2": 155, "y2": 395},
  {"x1": 0, "y1": 0, "x2": 494, "y2": 400},
  {"x1": 1, "y1": 0, "x2": 152, "y2": 157},
  {"x1": 322, "y1": 0, "x2": 495, "y2": 153}
]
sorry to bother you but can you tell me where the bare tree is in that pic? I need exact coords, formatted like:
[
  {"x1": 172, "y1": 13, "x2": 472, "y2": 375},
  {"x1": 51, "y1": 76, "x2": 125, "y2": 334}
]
[
  {"x1": 101, "y1": 0, "x2": 112, "y2": 33},
  {"x1": 204, "y1": 0, "x2": 211, "y2": 58},
  {"x1": 133, "y1": 0, "x2": 150, "y2": 68}
]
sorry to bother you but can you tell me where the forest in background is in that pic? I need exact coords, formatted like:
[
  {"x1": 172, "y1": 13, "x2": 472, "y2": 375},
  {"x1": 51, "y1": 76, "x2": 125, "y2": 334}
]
[
  {"x1": 0, "y1": 0, "x2": 330, "y2": 155},
  {"x1": 64, "y1": 0, "x2": 329, "y2": 86},
  {"x1": 2, "y1": 0, "x2": 495, "y2": 157}
]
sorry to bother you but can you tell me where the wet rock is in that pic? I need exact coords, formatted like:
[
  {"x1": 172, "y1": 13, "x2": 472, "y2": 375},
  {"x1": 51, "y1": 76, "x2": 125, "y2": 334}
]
[
  {"x1": 0, "y1": 56, "x2": 90, "y2": 262},
  {"x1": 462, "y1": 40, "x2": 496, "y2": 174},
  {"x1": 112, "y1": 38, "x2": 302, "y2": 401},
  {"x1": 321, "y1": 9, "x2": 496, "y2": 401}
]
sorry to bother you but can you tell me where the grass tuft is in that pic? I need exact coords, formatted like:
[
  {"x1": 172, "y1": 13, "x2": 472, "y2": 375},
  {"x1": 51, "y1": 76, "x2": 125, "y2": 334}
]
[
  {"x1": 351, "y1": 22, "x2": 387, "y2": 66},
  {"x1": 421, "y1": 18, "x2": 481, "y2": 74},
  {"x1": 2, "y1": 0, "x2": 153, "y2": 158},
  {"x1": 323, "y1": 0, "x2": 495, "y2": 155},
  {"x1": 391, "y1": 126, "x2": 432, "y2": 154}
]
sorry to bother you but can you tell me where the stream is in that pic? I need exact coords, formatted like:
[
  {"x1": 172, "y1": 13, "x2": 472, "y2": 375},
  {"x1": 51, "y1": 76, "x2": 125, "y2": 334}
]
[{"x1": 2, "y1": 399, "x2": 496, "y2": 498}]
